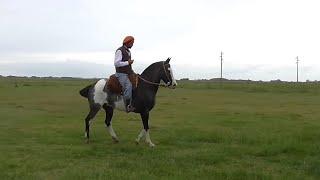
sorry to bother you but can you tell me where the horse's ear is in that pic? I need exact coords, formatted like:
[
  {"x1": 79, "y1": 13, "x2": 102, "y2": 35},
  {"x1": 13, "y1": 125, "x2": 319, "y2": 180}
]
[{"x1": 165, "y1": 57, "x2": 171, "y2": 64}]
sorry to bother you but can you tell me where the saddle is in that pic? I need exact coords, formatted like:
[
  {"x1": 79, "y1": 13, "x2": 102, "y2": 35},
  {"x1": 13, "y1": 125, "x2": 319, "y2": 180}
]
[{"x1": 104, "y1": 73, "x2": 139, "y2": 94}]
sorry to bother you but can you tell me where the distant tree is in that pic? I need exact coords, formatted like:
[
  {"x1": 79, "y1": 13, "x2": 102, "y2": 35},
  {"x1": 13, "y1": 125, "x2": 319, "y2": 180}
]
[{"x1": 180, "y1": 78, "x2": 189, "y2": 81}]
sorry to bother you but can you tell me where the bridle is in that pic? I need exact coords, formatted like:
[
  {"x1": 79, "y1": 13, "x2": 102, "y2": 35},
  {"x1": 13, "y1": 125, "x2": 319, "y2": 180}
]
[{"x1": 138, "y1": 61, "x2": 173, "y2": 87}]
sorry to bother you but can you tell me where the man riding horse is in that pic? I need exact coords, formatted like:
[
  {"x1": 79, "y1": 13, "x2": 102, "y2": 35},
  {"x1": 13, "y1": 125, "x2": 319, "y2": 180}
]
[
  {"x1": 114, "y1": 36, "x2": 135, "y2": 113},
  {"x1": 79, "y1": 36, "x2": 178, "y2": 146},
  {"x1": 80, "y1": 56, "x2": 177, "y2": 147}
]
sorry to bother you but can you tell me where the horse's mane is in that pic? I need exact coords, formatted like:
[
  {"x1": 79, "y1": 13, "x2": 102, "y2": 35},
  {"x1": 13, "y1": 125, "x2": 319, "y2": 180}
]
[{"x1": 141, "y1": 61, "x2": 163, "y2": 76}]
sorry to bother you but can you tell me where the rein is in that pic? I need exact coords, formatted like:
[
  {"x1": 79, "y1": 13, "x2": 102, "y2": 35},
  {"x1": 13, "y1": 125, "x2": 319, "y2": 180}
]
[
  {"x1": 137, "y1": 61, "x2": 172, "y2": 87},
  {"x1": 138, "y1": 76, "x2": 168, "y2": 87}
]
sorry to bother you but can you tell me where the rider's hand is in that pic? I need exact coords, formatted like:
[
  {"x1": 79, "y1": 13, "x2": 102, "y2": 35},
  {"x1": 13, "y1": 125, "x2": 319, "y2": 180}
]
[{"x1": 128, "y1": 59, "x2": 134, "y2": 65}]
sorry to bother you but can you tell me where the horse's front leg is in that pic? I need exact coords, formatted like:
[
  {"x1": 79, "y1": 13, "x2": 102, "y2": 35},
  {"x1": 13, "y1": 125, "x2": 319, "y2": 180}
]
[
  {"x1": 135, "y1": 129, "x2": 146, "y2": 144},
  {"x1": 137, "y1": 111, "x2": 155, "y2": 147}
]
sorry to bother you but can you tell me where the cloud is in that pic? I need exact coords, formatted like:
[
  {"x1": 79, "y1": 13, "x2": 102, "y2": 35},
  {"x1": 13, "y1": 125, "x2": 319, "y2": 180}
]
[{"x1": 1, "y1": 0, "x2": 319, "y2": 81}]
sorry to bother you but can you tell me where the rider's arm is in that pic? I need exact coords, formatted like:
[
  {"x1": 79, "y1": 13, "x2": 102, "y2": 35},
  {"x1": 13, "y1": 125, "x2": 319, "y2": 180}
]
[{"x1": 114, "y1": 50, "x2": 129, "y2": 67}]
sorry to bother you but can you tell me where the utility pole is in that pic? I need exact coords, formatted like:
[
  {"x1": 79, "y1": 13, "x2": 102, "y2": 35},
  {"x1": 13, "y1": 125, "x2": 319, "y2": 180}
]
[
  {"x1": 220, "y1": 51, "x2": 223, "y2": 79},
  {"x1": 296, "y1": 56, "x2": 299, "y2": 83}
]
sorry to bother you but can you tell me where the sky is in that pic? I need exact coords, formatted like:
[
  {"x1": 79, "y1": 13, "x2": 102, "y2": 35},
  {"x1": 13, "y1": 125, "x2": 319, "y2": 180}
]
[{"x1": 1, "y1": 0, "x2": 319, "y2": 81}]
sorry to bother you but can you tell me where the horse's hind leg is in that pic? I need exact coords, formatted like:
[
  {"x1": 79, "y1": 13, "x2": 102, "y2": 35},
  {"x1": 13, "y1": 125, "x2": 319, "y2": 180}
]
[
  {"x1": 84, "y1": 104, "x2": 101, "y2": 143},
  {"x1": 103, "y1": 104, "x2": 119, "y2": 143}
]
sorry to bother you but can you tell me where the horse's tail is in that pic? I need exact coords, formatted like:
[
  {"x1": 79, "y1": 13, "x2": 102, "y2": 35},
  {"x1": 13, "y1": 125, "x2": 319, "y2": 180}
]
[{"x1": 79, "y1": 84, "x2": 93, "y2": 98}]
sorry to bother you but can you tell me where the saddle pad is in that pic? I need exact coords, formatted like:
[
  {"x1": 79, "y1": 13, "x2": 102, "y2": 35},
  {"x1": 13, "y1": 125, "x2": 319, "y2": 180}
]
[{"x1": 104, "y1": 74, "x2": 138, "y2": 94}]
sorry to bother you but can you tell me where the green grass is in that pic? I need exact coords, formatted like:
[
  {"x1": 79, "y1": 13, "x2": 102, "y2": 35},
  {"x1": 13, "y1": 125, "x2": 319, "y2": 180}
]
[{"x1": 1, "y1": 77, "x2": 320, "y2": 179}]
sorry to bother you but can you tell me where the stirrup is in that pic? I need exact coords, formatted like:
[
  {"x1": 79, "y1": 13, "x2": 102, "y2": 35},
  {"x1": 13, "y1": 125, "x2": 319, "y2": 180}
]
[{"x1": 126, "y1": 104, "x2": 135, "y2": 113}]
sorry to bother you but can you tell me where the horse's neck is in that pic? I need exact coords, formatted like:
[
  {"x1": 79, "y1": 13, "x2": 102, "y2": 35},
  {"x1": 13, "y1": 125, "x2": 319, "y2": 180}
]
[
  {"x1": 138, "y1": 66, "x2": 161, "y2": 96},
  {"x1": 139, "y1": 73, "x2": 160, "y2": 93},
  {"x1": 141, "y1": 64, "x2": 160, "y2": 81}
]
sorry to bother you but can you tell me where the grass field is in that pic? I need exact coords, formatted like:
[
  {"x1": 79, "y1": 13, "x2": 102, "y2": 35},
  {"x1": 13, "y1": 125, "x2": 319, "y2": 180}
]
[{"x1": 0, "y1": 77, "x2": 320, "y2": 179}]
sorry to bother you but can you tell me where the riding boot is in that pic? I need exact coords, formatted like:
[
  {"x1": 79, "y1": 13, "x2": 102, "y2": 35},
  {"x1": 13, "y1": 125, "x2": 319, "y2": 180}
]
[{"x1": 125, "y1": 99, "x2": 135, "y2": 113}]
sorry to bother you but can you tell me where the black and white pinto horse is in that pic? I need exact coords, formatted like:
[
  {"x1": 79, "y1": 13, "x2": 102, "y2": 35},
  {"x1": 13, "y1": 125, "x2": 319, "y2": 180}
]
[{"x1": 79, "y1": 58, "x2": 177, "y2": 147}]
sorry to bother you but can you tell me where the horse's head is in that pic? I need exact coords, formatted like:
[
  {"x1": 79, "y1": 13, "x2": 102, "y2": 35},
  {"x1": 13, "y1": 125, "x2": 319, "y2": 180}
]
[{"x1": 160, "y1": 57, "x2": 178, "y2": 89}]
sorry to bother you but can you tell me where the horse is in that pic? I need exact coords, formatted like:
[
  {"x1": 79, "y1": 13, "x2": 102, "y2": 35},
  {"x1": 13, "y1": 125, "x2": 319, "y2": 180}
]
[{"x1": 79, "y1": 58, "x2": 177, "y2": 147}]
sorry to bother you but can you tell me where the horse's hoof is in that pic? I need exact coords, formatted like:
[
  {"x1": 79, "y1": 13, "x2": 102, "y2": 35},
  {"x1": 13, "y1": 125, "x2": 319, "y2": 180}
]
[
  {"x1": 135, "y1": 139, "x2": 140, "y2": 145},
  {"x1": 85, "y1": 139, "x2": 90, "y2": 144},
  {"x1": 149, "y1": 143, "x2": 155, "y2": 148},
  {"x1": 112, "y1": 136, "x2": 119, "y2": 143}
]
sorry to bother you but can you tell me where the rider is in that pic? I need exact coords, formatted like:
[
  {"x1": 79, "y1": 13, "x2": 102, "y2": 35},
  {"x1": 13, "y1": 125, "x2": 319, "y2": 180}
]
[{"x1": 114, "y1": 36, "x2": 135, "y2": 112}]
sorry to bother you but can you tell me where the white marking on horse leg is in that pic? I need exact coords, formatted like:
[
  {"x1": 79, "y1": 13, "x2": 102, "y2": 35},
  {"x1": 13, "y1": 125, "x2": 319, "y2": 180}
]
[
  {"x1": 85, "y1": 132, "x2": 88, "y2": 138},
  {"x1": 107, "y1": 125, "x2": 117, "y2": 137},
  {"x1": 135, "y1": 129, "x2": 146, "y2": 144},
  {"x1": 145, "y1": 130, "x2": 155, "y2": 147},
  {"x1": 106, "y1": 124, "x2": 119, "y2": 142}
]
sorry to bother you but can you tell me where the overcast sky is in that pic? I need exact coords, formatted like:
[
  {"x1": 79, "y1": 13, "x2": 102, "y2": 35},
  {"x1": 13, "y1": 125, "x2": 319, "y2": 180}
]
[{"x1": 1, "y1": 0, "x2": 319, "y2": 81}]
